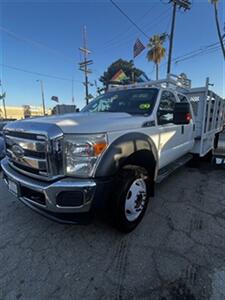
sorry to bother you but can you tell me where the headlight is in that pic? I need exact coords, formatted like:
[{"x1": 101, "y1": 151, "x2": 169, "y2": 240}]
[{"x1": 65, "y1": 134, "x2": 108, "y2": 177}]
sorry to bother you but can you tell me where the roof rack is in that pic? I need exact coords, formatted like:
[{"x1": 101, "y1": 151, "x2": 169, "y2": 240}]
[{"x1": 108, "y1": 73, "x2": 192, "y2": 93}]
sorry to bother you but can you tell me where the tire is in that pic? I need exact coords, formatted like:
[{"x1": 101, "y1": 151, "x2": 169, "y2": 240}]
[{"x1": 110, "y1": 165, "x2": 151, "y2": 233}]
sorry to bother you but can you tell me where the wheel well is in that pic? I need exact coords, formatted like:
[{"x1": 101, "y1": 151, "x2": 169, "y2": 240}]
[{"x1": 122, "y1": 150, "x2": 156, "y2": 177}]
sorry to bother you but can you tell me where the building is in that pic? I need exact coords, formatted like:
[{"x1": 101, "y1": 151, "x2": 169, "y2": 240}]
[
  {"x1": 0, "y1": 105, "x2": 51, "y2": 120},
  {"x1": 52, "y1": 104, "x2": 77, "y2": 115}
]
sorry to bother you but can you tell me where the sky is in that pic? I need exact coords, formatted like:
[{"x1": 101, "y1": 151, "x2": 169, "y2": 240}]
[{"x1": 0, "y1": 0, "x2": 224, "y2": 110}]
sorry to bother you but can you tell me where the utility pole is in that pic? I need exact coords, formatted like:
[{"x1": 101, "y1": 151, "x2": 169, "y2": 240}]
[
  {"x1": 79, "y1": 26, "x2": 93, "y2": 106},
  {"x1": 72, "y1": 79, "x2": 75, "y2": 104},
  {"x1": 37, "y1": 80, "x2": 46, "y2": 115},
  {"x1": 167, "y1": 0, "x2": 191, "y2": 75},
  {"x1": 0, "y1": 80, "x2": 7, "y2": 119},
  {"x1": 2, "y1": 96, "x2": 6, "y2": 119},
  {"x1": 213, "y1": 2, "x2": 225, "y2": 59}
]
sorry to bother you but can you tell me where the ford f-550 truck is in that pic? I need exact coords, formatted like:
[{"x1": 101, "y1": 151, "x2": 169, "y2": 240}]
[{"x1": 1, "y1": 74, "x2": 225, "y2": 232}]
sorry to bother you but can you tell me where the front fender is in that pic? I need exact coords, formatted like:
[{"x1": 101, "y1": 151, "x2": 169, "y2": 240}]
[{"x1": 95, "y1": 132, "x2": 158, "y2": 178}]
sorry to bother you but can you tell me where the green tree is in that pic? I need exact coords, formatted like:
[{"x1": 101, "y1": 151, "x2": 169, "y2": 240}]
[
  {"x1": 209, "y1": 0, "x2": 225, "y2": 59},
  {"x1": 99, "y1": 59, "x2": 145, "y2": 88},
  {"x1": 147, "y1": 33, "x2": 167, "y2": 80}
]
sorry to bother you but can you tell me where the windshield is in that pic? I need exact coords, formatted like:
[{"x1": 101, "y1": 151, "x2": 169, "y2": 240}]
[{"x1": 82, "y1": 88, "x2": 158, "y2": 115}]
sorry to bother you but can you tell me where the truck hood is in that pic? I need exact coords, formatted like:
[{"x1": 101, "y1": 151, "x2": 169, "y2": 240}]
[{"x1": 11, "y1": 112, "x2": 148, "y2": 134}]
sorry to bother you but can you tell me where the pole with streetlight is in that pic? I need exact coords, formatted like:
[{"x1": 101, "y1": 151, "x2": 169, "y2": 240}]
[
  {"x1": 72, "y1": 79, "x2": 75, "y2": 104},
  {"x1": 0, "y1": 80, "x2": 7, "y2": 119},
  {"x1": 37, "y1": 79, "x2": 46, "y2": 116}
]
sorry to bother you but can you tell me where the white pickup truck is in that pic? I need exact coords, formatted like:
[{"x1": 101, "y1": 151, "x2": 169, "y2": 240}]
[{"x1": 1, "y1": 74, "x2": 225, "y2": 232}]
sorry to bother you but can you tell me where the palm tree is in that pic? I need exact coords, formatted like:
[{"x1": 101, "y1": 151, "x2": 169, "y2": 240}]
[
  {"x1": 147, "y1": 33, "x2": 167, "y2": 80},
  {"x1": 209, "y1": 0, "x2": 225, "y2": 59}
]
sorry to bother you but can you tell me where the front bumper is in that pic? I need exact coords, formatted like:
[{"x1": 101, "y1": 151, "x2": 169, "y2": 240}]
[{"x1": 1, "y1": 158, "x2": 102, "y2": 224}]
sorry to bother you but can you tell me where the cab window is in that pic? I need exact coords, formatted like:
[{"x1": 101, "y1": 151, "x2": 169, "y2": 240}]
[
  {"x1": 157, "y1": 90, "x2": 177, "y2": 125},
  {"x1": 178, "y1": 94, "x2": 188, "y2": 103}
]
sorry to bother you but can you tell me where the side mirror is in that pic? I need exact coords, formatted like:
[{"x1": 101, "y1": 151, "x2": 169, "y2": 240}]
[
  {"x1": 173, "y1": 102, "x2": 191, "y2": 125},
  {"x1": 76, "y1": 108, "x2": 80, "y2": 112}
]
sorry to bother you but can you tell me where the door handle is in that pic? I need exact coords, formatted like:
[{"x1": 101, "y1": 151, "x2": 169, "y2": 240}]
[{"x1": 181, "y1": 125, "x2": 184, "y2": 134}]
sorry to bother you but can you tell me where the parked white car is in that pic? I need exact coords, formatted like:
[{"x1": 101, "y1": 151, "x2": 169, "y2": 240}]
[
  {"x1": 0, "y1": 137, "x2": 6, "y2": 160},
  {"x1": 0, "y1": 122, "x2": 8, "y2": 163}
]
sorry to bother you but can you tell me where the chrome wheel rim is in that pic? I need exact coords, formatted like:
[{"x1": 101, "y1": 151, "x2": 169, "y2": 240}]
[{"x1": 125, "y1": 178, "x2": 147, "y2": 222}]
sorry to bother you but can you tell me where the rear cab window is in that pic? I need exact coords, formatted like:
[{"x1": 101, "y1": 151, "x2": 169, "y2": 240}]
[{"x1": 177, "y1": 94, "x2": 189, "y2": 103}]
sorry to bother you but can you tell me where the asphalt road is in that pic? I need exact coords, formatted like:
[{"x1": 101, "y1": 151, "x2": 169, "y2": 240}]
[{"x1": 0, "y1": 162, "x2": 225, "y2": 300}]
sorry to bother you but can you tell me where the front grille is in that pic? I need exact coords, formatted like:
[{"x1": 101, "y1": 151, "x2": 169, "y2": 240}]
[
  {"x1": 5, "y1": 131, "x2": 43, "y2": 141},
  {"x1": 5, "y1": 131, "x2": 50, "y2": 178}
]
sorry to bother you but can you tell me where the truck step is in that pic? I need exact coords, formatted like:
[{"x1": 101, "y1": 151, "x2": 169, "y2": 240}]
[{"x1": 156, "y1": 154, "x2": 193, "y2": 183}]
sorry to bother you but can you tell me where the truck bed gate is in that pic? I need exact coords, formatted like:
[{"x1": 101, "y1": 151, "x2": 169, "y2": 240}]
[{"x1": 186, "y1": 78, "x2": 225, "y2": 157}]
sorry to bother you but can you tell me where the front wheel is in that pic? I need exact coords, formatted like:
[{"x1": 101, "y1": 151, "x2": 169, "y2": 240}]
[{"x1": 110, "y1": 165, "x2": 151, "y2": 233}]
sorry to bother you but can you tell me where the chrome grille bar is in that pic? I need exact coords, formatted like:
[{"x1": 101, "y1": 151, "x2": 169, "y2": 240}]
[
  {"x1": 5, "y1": 135, "x2": 46, "y2": 152},
  {"x1": 6, "y1": 149, "x2": 47, "y2": 171}
]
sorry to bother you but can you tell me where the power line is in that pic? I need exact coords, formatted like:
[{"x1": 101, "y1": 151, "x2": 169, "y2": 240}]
[
  {"x1": 0, "y1": 63, "x2": 79, "y2": 82},
  {"x1": 0, "y1": 26, "x2": 74, "y2": 61},
  {"x1": 103, "y1": 2, "x2": 157, "y2": 46},
  {"x1": 159, "y1": 41, "x2": 221, "y2": 70},
  {"x1": 101, "y1": 8, "x2": 171, "y2": 52},
  {"x1": 109, "y1": 0, "x2": 149, "y2": 39},
  {"x1": 115, "y1": 11, "x2": 171, "y2": 48},
  {"x1": 174, "y1": 41, "x2": 220, "y2": 62},
  {"x1": 174, "y1": 45, "x2": 221, "y2": 64},
  {"x1": 139, "y1": 7, "x2": 171, "y2": 33}
]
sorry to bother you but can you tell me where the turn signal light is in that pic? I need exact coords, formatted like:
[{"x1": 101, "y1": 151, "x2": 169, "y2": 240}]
[{"x1": 93, "y1": 142, "x2": 107, "y2": 156}]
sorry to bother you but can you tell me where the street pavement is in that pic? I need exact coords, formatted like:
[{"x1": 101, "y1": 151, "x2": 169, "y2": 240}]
[{"x1": 0, "y1": 162, "x2": 225, "y2": 300}]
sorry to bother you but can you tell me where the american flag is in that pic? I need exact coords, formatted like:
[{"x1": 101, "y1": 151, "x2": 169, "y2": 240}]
[
  {"x1": 51, "y1": 96, "x2": 59, "y2": 102},
  {"x1": 133, "y1": 38, "x2": 145, "y2": 58}
]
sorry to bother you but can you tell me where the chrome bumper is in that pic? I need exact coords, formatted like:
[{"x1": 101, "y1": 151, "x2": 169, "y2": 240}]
[{"x1": 1, "y1": 158, "x2": 96, "y2": 218}]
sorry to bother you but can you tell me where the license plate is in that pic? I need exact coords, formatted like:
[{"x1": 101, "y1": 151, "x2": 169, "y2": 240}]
[{"x1": 8, "y1": 180, "x2": 18, "y2": 196}]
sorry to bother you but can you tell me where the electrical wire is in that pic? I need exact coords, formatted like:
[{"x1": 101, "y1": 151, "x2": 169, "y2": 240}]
[
  {"x1": 103, "y1": 2, "x2": 157, "y2": 47},
  {"x1": 0, "y1": 63, "x2": 79, "y2": 82},
  {"x1": 101, "y1": 8, "x2": 171, "y2": 52},
  {"x1": 173, "y1": 41, "x2": 221, "y2": 62},
  {"x1": 158, "y1": 41, "x2": 222, "y2": 71},
  {"x1": 140, "y1": 7, "x2": 171, "y2": 33},
  {"x1": 175, "y1": 45, "x2": 222, "y2": 63},
  {"x1": 0, "y1": 26, "x2": 74, "y2": 61},
  {"x1": 109, "y1": 0, "x2": 150, "y2": 39}
]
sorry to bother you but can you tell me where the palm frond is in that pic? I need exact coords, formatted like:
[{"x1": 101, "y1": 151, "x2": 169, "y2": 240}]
[{"x1": 146, "y1": 33, "x2": 166, "y2": 65}]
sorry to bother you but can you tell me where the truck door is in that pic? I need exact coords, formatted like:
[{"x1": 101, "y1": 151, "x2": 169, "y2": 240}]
[
  {"x1": 177, "y1": 93, "x2": 195, "y2": 154},
  {"x1": 156, "y1": 90, "x2": 191, "y2": 169}
]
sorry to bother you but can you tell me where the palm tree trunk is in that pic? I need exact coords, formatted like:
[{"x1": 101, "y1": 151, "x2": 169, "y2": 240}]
[
  {"x1": 156, "y1": 63, "x2": 159, "y2": 80},
  {"x1": 214, "y1": 2, "x2": 225, "y2": 59}
]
